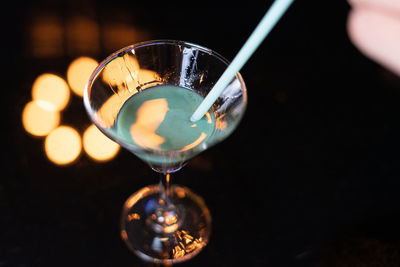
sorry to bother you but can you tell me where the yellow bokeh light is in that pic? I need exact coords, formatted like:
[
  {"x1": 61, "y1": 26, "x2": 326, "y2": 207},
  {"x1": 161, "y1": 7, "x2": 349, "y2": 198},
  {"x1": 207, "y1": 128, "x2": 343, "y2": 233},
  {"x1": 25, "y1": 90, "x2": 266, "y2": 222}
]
[
  {"x1": 83, "y1": 124, "x2": 120, "y2": 161},
  {"x1": 22, "y1": 101, "x2": 60, "y2": 136},
  {"x1": 44, "y1": 126, "x2": 81, "y2": 165},
  {"x1": 67, "y1": 57, "x2": 98, "y2": 97},
  {"x1": 32, "y1": 73, "x2": 70, "y2": 111}
]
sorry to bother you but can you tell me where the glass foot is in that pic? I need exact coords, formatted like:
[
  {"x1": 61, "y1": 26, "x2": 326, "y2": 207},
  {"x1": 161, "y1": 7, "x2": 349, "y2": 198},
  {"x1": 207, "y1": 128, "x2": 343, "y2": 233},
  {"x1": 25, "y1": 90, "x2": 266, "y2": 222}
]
[{"x1": 121, "y1": 184, "x2": 211, "y2": 264}]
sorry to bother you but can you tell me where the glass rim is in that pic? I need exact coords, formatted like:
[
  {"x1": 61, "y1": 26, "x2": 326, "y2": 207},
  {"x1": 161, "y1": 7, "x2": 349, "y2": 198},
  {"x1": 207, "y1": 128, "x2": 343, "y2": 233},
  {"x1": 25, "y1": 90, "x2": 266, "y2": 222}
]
[{"x1": 83, "y1": 39, "x2": 247, "y2": 157}]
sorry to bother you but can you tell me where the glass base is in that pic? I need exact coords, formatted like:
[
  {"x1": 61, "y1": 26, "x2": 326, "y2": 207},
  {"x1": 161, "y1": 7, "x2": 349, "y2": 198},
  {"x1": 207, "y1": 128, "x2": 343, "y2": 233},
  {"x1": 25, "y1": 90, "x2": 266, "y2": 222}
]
[{"x1": 121, "y1": 184, "x2": 211, "y2": 264}]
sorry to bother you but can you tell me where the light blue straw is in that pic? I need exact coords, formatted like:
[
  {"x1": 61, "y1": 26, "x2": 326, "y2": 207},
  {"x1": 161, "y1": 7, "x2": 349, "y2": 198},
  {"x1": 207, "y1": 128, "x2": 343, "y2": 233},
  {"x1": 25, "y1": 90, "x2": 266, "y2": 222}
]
[{"x1": 190, "y1": 0, "x2": 295, "y2": 122}]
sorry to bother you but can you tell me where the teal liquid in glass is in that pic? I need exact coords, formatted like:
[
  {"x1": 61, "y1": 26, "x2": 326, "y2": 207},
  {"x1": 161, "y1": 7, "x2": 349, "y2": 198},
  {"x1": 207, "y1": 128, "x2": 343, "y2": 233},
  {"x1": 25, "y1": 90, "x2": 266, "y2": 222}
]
[{"x1": 116, "y1": 85, "x2": 215, "y2": 160}]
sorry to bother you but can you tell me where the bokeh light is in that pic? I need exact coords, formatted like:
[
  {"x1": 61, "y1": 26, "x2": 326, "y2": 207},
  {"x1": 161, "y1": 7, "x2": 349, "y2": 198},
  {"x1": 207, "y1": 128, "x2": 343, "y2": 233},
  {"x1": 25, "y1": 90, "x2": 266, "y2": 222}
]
[
  {"x1": 83, "y1": 124, "x2": 120, "y2": 161},
  {"x1": 22, "y1": 101, "x2": 60, "y2": 136},
  {"x1": 102, "y1": 23, "x2": 150, "y2": 52},
  {"x1": 67, "y1": 57, "x2": 98, "y2": 97},
  {"x1": 66, "y1": 16, "x2": 100, "y2": 56},
  {"x1": 44, "y1": 126, "x2": 82, "y2": 165},
  {"x1": 30, "y1": 14, "x2": 64, "y2": 58},
  {"x1": 23, "y1": 10, "x2": 154, "y2": 166},
  {"x1": 32, "y1": 73, "x2": 70, "y2": 111}
]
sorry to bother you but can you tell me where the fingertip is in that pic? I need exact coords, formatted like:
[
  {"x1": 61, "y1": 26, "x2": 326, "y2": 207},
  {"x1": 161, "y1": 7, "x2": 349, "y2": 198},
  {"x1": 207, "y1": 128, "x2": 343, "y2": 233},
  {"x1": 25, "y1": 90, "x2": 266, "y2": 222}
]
[{"x1": 347, "y1": 7, "x2": 400, "y2": 76}]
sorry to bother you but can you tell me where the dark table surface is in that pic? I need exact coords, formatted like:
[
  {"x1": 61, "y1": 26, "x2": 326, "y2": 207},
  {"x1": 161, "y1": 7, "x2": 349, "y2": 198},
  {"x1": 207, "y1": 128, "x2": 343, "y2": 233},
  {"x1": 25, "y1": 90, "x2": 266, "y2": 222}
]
[{"x1": 4, "y1": 0, "x2": 400, "y2": 266}]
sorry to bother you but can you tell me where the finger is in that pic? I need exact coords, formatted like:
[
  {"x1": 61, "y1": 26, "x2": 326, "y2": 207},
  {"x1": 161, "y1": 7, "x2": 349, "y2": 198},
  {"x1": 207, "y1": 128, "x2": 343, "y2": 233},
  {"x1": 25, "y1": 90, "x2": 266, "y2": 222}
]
[
  {"x1": 348, "y1": 0, "x2": 400, "y2": 13},
  {"x1": 347, "y1": 6, "x2": 400, "y2": 76}
]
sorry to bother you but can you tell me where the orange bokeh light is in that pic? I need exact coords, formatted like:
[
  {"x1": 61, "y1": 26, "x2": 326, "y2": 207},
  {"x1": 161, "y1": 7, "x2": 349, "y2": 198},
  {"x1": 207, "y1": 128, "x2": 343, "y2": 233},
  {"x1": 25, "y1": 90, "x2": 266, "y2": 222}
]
[
  {"x1": 67, "y1": 57, "x2": 98, "y2": 97},
  {"x1": 66, "y1": 16, "x2": 100, "y2": 56},
  {"x1": 83, "y1": 124, "x2": 120, "y2": 161},
  {"x1": 32, "y1": 73, "x2": 70, "y2": 111},
  {"x1": 44, "y1": 126, "x2": 82, "y2": 165},
  {"x1": 30, "y1": 14, "x2": 64, "y2": 58},
  {"x1": 22, "y1": 100, "x2": 60, "y2": 137}
]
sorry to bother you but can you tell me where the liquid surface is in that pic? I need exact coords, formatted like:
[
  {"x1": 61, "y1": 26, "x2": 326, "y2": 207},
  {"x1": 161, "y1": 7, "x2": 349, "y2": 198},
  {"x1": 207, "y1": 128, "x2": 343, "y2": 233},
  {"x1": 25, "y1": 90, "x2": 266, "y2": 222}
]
[{"x1": 116, "y1": 85, "x2": 215, "y2": 152}]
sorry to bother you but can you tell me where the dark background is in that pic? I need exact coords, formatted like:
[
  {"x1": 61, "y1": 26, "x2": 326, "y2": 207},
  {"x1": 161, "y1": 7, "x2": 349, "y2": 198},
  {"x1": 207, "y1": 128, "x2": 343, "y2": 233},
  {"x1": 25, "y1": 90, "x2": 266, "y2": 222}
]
[{"x1": 3, "y1": 0, "x2": 400, "y2": 266}]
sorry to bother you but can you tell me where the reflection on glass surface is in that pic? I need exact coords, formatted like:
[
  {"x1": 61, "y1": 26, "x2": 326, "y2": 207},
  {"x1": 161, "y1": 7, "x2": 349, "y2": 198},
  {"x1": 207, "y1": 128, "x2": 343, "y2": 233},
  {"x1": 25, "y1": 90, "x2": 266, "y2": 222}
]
[
  {"x1": 96, "y1": 90, "x2": 133, "y2": 129},
  {"x1": 129, "y1": 98, "x2": 169, "y2": 150},
  {"x1": 127, "y1": 213, "x2": 141, "y2": 221},
  {"x1": 97, "y1": 55, "x2": 162, "y2": 129},
  {"x1": 102, "y1": 55, "x2": 140, "y2": 92},
  {"x1": 172, "y1": 230, "x2": 205, "y2": 259},
  {"x1": 101, "y1": 54, "x2": 160, "y2": 93}
]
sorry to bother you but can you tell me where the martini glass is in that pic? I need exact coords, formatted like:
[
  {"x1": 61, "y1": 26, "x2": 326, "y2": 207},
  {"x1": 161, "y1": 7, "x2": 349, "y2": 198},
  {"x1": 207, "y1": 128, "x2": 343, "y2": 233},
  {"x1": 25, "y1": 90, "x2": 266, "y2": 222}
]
[{"x1": 84, "y1": 40, "x2": 247, "y2": 264}]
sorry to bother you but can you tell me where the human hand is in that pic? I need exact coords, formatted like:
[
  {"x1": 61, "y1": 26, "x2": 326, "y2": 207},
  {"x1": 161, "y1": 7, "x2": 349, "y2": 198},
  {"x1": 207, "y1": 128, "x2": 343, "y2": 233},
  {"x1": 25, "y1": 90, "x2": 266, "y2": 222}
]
[{"x1": 347, "y1": 0, "x2": 400, "y2": 76}]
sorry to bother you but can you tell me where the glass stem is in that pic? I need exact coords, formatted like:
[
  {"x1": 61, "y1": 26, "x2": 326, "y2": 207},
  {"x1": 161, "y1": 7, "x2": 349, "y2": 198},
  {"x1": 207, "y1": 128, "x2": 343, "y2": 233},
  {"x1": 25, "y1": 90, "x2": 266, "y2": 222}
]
[
  {"x1": 159, "y1": 173, "x2": 171, "y2": 206},
  {"x1": 151, "y1": 173, "x2": 180, "y2": 234}
]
